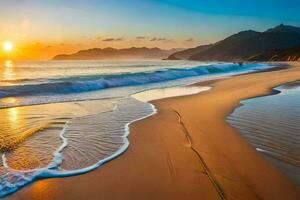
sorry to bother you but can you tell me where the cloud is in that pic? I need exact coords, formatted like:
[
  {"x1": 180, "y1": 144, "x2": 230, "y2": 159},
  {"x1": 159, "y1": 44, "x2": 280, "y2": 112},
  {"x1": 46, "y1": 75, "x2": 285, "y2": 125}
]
[
  {"x1": 102, "y1": 37, "x2": 124, "y2": 42},
  {"x1": 136, "y1": 36, "x2": 149, "y2": 40},
  {"x1": 150, "y1": 37, "x2": 167, "y2": 41},
  {"x1": 185, "y1": 38, "x2": 198, "y2": 42}
]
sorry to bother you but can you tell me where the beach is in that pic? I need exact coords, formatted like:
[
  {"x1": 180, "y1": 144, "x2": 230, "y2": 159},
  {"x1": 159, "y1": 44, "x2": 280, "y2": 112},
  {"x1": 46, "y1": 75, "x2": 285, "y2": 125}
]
[{"x1": 8, "y1": 62, "x2": 300, "y2": 200}]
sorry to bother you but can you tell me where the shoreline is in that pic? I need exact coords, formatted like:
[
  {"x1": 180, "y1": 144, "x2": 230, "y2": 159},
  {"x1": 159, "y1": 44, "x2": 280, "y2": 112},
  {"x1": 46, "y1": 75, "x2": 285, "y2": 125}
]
[{"x1": 9, "y1": 62, "x2": 300, "y2": 200}]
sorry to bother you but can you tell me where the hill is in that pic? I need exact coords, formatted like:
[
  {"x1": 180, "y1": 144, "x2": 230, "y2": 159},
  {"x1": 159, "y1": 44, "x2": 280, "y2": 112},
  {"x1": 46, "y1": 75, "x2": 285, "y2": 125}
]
[
  {"x1": 249, "y1": 45, "x2": 300, "y2": 61},
  {"x1": 165, "y1": 44, "x2": 213, "y2": 60},
  {"x1": 166, "y1": 24, "x2": 300, "y2": 62},
  {"x1": 53, "y1": 47, "x2": 180, "y2": 60}
]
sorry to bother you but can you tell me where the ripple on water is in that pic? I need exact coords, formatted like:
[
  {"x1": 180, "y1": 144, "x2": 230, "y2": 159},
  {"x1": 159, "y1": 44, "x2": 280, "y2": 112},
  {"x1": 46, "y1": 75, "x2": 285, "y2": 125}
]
[{"x1": 227, "y1": 81, "x2": 300, "y2": 185}]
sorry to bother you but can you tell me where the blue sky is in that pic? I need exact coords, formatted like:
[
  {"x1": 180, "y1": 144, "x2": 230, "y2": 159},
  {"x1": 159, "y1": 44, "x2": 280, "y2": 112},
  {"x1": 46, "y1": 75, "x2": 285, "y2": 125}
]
[
  {"x1": 0, "y1": 0, "x2": 299, "y2": 59},
  {"x1": 152, "y1": 0, "x2": 300, "y2": 21}
]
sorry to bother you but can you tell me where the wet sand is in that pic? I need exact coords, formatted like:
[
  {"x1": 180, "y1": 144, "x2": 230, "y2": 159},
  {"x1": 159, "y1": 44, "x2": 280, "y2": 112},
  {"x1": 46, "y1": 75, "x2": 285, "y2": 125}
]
[{"x1": 9, "y1": 62, "x2": 300, "y2": 200}]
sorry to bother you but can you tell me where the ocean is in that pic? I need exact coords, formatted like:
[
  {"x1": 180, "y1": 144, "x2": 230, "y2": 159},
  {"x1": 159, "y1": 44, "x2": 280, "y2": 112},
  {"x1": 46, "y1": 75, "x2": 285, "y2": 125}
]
[{"x1": 0, "y1": 60, "x2": 274, "y2": 197}]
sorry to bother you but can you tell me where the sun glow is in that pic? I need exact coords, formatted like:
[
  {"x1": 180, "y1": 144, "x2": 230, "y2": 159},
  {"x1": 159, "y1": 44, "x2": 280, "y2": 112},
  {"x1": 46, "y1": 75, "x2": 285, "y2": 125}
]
[{"x1": 3, "y1": 41, "x2": 14, "y2": 52}]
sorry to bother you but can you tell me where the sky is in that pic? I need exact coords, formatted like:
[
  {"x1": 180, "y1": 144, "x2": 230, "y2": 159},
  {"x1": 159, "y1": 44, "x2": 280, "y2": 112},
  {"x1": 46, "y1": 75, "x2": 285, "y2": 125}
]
[{"x1": 0, "y1": 0, "x2": 299, "y2": 60}]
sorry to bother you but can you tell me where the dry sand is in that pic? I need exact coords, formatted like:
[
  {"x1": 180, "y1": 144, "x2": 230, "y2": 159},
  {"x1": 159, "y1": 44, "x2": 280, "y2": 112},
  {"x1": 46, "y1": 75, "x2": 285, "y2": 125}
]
[{"x1": 9, "y1": 62, "x2": 300, "y2": 200}]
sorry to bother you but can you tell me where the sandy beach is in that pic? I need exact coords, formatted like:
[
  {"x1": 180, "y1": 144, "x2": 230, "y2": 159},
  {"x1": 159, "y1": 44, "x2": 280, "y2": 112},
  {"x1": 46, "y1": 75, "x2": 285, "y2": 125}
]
[{"x1": 8, "y1": 62, "x2": 300, "y2": 200}]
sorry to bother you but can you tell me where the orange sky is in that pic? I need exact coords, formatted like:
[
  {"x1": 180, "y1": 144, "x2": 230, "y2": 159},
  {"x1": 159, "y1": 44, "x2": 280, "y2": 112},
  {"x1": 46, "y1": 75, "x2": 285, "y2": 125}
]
[
  {"x1": 1, "y1": 1, "x2": 297, "y2": 61},
  {"x1": 0, "y1": 37, "x2": 200, "y2": 61}
]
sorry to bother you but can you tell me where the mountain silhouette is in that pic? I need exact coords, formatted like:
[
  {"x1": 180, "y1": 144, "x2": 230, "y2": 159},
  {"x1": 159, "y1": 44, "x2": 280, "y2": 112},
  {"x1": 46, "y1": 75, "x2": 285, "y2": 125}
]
[
  {"x1": 167, "y1": 24, "x2": 300, "y2": 61},
  {"x1": 53, "y1": 47, "x2": 180, "y2": 60}
]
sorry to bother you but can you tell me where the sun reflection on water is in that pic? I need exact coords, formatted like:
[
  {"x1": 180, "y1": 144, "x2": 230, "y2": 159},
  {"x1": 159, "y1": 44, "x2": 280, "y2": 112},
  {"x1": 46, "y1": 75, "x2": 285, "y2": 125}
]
[
  {"x1": 0, "y1": 106, "x2": 23, "y2": 151},
  {"x1": 8, "y1": 107, "x2": 19, "y2": 124},
  {"x1": 2, "y1": 106, "x2": 23, "y2": 138},
  {"x1": 1, "y1": 97, "x2": 19, "y2": 104},
  {"x1": 3, "y1": 60, "x2": 15, "y2": 80}
]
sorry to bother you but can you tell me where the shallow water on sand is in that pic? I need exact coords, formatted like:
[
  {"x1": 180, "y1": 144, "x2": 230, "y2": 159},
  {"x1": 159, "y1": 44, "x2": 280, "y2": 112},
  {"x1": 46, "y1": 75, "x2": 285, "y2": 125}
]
[
  {"x1": 227, "y1": 81, "x2": 300, "y2": 185},
  {"x1": 132, "y1": 86, "x2": 211, "y2": 102},
  {"x1": 0, "y1": 60, "x2": 275, "y2": 197}
]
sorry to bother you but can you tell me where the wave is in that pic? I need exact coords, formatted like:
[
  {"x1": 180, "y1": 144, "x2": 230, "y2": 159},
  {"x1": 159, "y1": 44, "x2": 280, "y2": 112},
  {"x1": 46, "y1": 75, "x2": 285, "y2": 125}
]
[
  {"x1": 0, "y1": 63, "x2": 267, "y2": 98},
  {"x1": 0, "y1": 98, "x2": 156, "y2": 197}
]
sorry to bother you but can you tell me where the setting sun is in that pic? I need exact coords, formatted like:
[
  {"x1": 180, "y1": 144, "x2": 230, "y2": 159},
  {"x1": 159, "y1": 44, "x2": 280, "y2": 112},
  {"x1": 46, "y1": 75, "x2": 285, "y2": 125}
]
[{"x1": 3, "y1": 41, "x2": 13, "y2": 52}]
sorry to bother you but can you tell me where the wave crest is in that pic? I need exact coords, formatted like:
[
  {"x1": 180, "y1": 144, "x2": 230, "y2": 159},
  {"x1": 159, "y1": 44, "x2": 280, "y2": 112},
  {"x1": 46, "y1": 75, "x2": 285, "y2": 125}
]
[{"x1": 0, "y1": 63, "x2": 264, "y2": 98}]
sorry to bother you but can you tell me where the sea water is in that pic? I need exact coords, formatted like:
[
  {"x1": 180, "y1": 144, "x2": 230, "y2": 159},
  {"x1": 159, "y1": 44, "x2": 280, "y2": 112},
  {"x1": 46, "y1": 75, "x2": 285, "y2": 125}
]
[
  {"x1": 0, "y1": 60, "x2": 275, "y2": 197},
  {"x1": 227, "y1": 81, "x2": 300, "y2": 185}
]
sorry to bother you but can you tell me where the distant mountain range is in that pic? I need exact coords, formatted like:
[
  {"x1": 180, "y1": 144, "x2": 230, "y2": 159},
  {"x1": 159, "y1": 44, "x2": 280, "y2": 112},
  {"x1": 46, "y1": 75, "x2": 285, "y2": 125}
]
[
  {"x1": 53, "y1": 24, "x2": 300, "y2": 62},
  {"x1": 166, "y1": 24, "x2": 300, "y2": 62},
  {"x1": 53, "y1": 47, "x2": 181, "y2": 60}
]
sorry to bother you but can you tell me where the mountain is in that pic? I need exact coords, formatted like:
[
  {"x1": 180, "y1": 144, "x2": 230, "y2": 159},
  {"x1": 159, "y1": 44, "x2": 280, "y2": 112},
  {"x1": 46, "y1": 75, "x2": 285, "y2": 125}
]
[
  {"x1": 167, "y1": 24, "x2": 300, "y2": 61},
  {"x1": 248, "y1": 45, "x2": 300, "y2": 61},
  {"x1": 266, "y1": 24, "x2": 300, "y2": 34},
  {"x1": 190, "y1": 30, "x2": 262, "y2": 61},
  {"x1": 165, "y1": 44, "x2": 213, "y2": 60},
  {"x1": 53, "y1": 47, "x2": 180, "y2": 60}
]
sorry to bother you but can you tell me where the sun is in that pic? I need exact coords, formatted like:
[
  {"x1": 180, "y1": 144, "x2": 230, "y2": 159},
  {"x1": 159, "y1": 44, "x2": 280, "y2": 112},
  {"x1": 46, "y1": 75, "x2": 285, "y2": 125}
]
[{"x1": 3, "y1": 41, "x2": 14, "y2": 52}]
